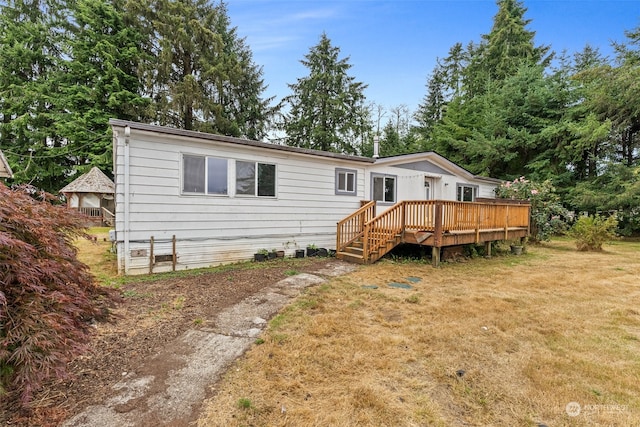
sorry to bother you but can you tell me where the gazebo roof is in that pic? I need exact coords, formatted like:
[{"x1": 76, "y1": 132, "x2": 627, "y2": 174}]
[
  {"x1": 0, "y1": 149, "x2": 13, "y2": 178},
  {"x1": 60, "y1": 167, "x2": 114, "y2": 194}
]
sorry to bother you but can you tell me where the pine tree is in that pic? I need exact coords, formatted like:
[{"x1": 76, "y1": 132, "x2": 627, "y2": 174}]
[{"x1": 280, "y1": 33, "x2": 369, "y2": 154}]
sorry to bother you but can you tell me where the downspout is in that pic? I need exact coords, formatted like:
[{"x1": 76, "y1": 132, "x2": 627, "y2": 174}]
[{"x1": 124, "y1": 125, "x2": 131, "y2": 275}]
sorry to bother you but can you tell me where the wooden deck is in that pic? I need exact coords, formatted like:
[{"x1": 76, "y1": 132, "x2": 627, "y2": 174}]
[{"x1": 336, "y1": 200, "x2": 530, "y2": 266}]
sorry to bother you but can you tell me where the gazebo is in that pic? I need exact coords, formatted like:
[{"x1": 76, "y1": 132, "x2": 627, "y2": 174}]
[
  {"x1": 60, "y1": 167, "x2": 115, "y2": 226},
  {"x1": 0, "y1": 149, "x2": 13, "y2": 179}
]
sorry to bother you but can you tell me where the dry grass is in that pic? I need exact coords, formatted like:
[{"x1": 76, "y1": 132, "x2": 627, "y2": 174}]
[
  {"x1": 198, "y1": 239, "x2": 640, "y2": 426},
  {"x1": 74, "y1": 227, "x2": 118, "y2": 283}
]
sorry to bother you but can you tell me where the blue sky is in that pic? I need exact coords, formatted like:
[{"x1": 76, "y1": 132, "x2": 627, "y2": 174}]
[{"x1": 227, "y1": 0, "x2": 640, "y2": 113}]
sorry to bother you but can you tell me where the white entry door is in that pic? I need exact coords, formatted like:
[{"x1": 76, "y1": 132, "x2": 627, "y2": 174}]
[{"x1": 424, "y1": 177, "x2": 434, "y2": 200}]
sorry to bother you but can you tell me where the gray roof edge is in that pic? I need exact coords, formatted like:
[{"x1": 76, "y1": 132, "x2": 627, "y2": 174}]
[
  {"x1": 109, "y1": 119, "x2": 375, "y2": 164},
  {"x1": 472, "y1": 175, "x2": 504, "y2": 184},
  {"x1": 375, "y1": 151, "x2": 503, "y2": 184}
]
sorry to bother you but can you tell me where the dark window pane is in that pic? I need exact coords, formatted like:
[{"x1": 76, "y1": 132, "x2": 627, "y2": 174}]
[
  {"x1": 183, "y1": 155, "x2": 205, "y2": 193},
  {"x1": 384, "y1": 177, "x2": 395, "y2": 202},
  {"x1": 207, "y1": 158, "x2": 227, "y2": 194},
  {"x1": 258, "y1": 163, "x2": 276, "y2": 197},
  {"x1": 338, "y1": 172, "x2": 346, "y2": 191},
  {"x1": 463, "y1": 186, "x2": 473, "y2": 201},
  {"x1": 346, "y1": 173, "x2": 355, "y2": 192}
]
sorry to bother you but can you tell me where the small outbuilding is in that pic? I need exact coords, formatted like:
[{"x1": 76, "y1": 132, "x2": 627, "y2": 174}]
[
  {"x1": 0, "y1": 149, "x2": 13, "y2": 179},
  {"x1": 60, "y1": 167, "x2": 115, "y2": 226}
]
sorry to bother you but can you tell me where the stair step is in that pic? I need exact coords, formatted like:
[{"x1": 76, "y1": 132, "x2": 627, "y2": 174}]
[
  {"x1": 336, "y1": 251, "x2": 366, "y2": 264},
  {"x1": 344, "y1": 246, "x2": 363, "y2": 255}
]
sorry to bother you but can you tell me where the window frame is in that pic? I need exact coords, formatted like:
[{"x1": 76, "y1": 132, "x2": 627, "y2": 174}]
[
  {"x1": 335, "y1": 168, "x2": 357, "y2": 196},
  {"x1": 181, "y1": 154, "x2": 229, "y2": 196},
  {"x1": 235, "y1": 160, "x2": 277, "y2": 198},
  {"x1": 456, "y1": 183, "x2": 478, "y2": 202},
  {"x1": 371, "y1": 173, "x2": 397, "y2": 204}
]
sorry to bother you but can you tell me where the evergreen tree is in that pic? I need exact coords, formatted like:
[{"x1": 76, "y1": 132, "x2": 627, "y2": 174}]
[
  {"x1": 415, "y1": 64, "x2": 446, "y2": 144},
  {"x1": 0, "y1": 0, "x2": 68, "y2": 192},
  {"x1": 464, "y1": 0, "x2": 550, "y2": 97},
  {"x1": 280, "y1": 33, "x2": 370, "y2": 154},
  {"x1": 149, "y1": 0, "x2": 272, "y2": 137},
  {"x1": 60, "y1": 0, "x2": 150, "y2": 177},
  {"x1": 428, "y1": 0, "x2": 554, "y2": 178},
  {"x1": 559, "y1": 46, "x2": 610, "y2": 182}
]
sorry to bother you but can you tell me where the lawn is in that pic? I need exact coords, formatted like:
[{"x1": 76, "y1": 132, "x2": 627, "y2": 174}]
[
  {"x1": 75, "y1": 227, "x2": 118, "y2": 284},
  {"x1": 197, "y1": 239, "x2": 640, "y2": 426}
]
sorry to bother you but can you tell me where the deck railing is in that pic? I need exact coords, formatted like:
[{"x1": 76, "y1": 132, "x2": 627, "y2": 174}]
[
  {"x1": 336, "y1": 200, "x2": 376, "y2": 252},
  {"x1": 78, "y1": 207, "x2": 101, "y2": 217},
  {"x1": 348, "y1": 200, "x2": 530, "y2": 263}
]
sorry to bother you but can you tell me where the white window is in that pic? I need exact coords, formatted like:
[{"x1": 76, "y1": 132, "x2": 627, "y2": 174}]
[
  {"x1": 182, "y1": 154, "x2": 228, "y2": 195},
  {"x1": 236, "y1": 161, "x2": 276, "y2": 197},
  {"x1": 335, "y1": 168, "x2": 357, "y2": 195},
  {"x1": 456, "y1": 184, "x2": 477, "y2": 202},
  {"x1": 372, "y1": 174, "x2": 396, "y2": 203}
]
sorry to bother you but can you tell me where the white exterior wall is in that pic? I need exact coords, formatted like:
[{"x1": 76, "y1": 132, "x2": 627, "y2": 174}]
[
  {"x1": 113, "y1": 127, "x2": 368, "y2": 275},
  {"x1": 365, "y1": 163, "x2": 499, "y2": 214},
  {"x1": 112, "y1": 122, "x2": 501, "y2": 275}
]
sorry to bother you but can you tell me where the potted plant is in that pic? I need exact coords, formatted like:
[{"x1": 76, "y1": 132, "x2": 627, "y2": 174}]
[
  {"x1": 254, "y1": 248, "x2": 269, "y2": 262},
  {"x1": 268, "y1": 249, "x2": 278, "y2": 259},
  {"x1": 509, "y1": 239, "x2": 526, "y2": 255},
  {"x1": 306, "y1": 244, "x2": 318, "y2": 257}
]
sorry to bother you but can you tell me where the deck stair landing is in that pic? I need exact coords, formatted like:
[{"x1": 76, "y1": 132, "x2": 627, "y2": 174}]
[{"x1": 336, "y1": 200, "x2": 530, "y2": 266}]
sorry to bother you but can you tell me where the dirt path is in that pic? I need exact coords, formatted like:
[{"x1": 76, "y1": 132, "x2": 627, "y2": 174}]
[
  {"x1": 60, "y1": 261, "x2": 356, "y2": 426},
  {"x1": 1, "y1": 258, "x2": 355, "y2": 426}
]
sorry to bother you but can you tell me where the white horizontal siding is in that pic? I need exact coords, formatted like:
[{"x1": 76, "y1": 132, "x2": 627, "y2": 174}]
[
  {"x1": 113, "y1": 125, "x2": 366, "y2": 274},
  {"x1": 113, "y1": 123, "x2": 499, "y2": 275}
]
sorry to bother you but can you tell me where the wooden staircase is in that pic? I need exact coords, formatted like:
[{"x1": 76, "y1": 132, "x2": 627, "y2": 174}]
[
  {"x1": 336, "y1": 200, "x2": 531, "y2": 266},
  {"x1": 338, "y1": 233, "x2": 403, "y2": 264}
]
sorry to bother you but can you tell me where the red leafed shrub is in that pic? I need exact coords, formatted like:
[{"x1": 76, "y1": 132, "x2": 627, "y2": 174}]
[{"x1": 0, "y1": 182, "x2": 112, "y2": 408}]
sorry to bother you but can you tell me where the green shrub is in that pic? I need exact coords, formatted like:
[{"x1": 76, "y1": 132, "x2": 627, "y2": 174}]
[
  {"x1": 496, "y1": 177, "x2": 569, "y2": 242},
  {"x1": 567, "y1": 214, "x2": 618, "y2": 251}
]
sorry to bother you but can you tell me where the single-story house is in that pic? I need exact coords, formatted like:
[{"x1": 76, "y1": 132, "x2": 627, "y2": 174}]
[
  {"x1": 0, "y1": 149, "x2": 13, "y2": 179},
  {"x1": 60, "y1": 166, "x2": 115, "y2": 226},
  {"x1": 109, "y1": 119, "x2": 505, "y2": 275}
]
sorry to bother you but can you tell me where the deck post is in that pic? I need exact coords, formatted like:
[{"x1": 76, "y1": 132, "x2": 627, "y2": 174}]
[
  {"x1": 432, "y1": 246, "x2": 440, "y2": 267},
  {"x1": 475, "y1": 205, "x2": 480, "y2": 244},
  {"x1": 485, "y1": 241, "x2": 492, "y2": 258},
  {"x1": 433, "y1": 202, "x2": 443, "y2": 267},
  {"x1": 362, "y1": 223, "x2": 369, "y2": 264},
  {"x1": 504, "y1": 205, "x2": 510, "y2": 240}
]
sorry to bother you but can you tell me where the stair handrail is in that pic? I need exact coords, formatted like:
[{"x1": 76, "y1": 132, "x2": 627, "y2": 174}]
[
  {"x1": 363, "y1": 201, "x2": 406, "y2": 262},
  {"x1": 102, "y1": 207, "x2": 115, "y2": 226},
  {"x1": 336, "y1": 200, "x2": 376, "y2": 252}
]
